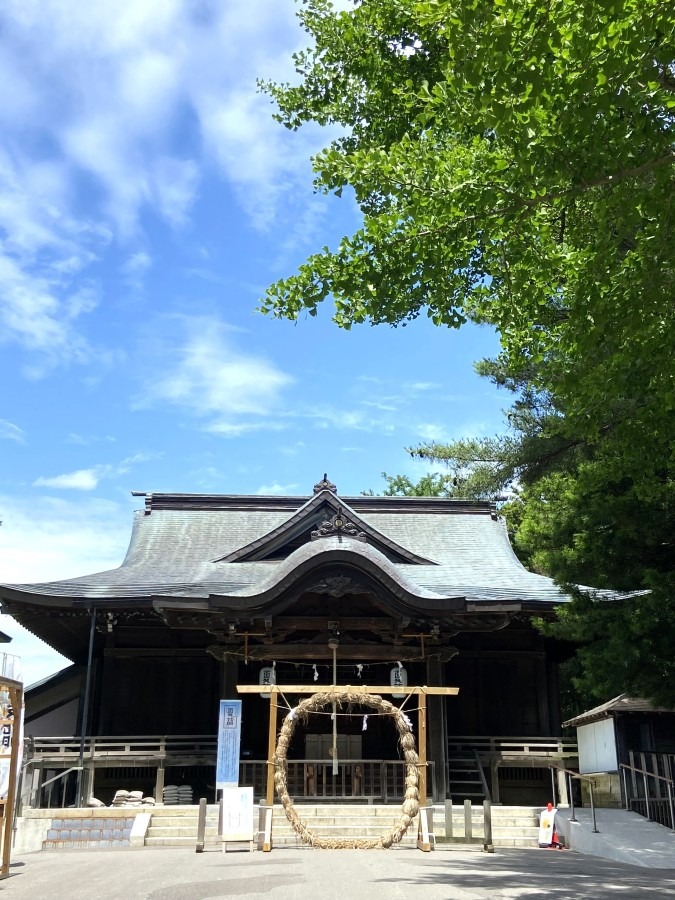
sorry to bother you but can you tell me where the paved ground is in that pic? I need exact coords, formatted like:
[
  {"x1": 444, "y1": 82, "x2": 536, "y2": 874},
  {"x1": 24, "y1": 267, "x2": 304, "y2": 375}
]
[{"x1": 2, "y1": 846, "x2": 675, "y2": 900}]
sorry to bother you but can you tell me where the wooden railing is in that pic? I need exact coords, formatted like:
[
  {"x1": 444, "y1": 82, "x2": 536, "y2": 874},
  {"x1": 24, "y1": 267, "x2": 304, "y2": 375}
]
[
  {"x1": 264, "y1": 759, "x2": 434, "y2": 803},
  {"x1": 26, "y1": 735, "x2": 217, "y2": 762},
  {"x1": 24, "y1": 738, "x2": 434, "y2": 805},
  {"x1": 448, "y1": 736, "x2": 578, "y2": 759},
  {"x1": 28, "y1": 734, "x2": 577, "y2": 763}
]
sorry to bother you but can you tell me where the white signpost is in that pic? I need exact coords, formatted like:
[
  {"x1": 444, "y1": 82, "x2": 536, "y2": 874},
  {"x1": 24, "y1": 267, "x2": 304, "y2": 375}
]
[
  {"x1": 215, "y1": 700, "x2": 253, "y2": 850},
  {"x1": 216, "y1": 700, "x2": 241, "y2": 790}
]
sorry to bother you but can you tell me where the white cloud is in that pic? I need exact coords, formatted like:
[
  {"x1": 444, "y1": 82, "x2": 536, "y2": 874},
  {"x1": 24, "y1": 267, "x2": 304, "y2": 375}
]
[
  {"x1": 33, "y1": 469, "x2": 100, "y2": 490},
  {"x1": 255, "y1": 482, "x2": 299, "y2": 496},
  {"x1": 279, "y1": 441, "x2": 306, "y2": 457},
  {"x1": 407, "y1": 381, "x2": 441, "y2": 392},
  {"x1": 416, "y1": 423, "x2": 452, "y2": 442},
  {"x1": 0, "y1": 492, "x2": 133, "y2": 684},
  {"x1": 0, "y1": 0, "x2": 330, "y2": 364},
  {"x1": 206, "y1": 421, "x2": 288, "y2": 438},
  {"x1": 151, "y1": 157, "x2": 199, "y2": 227},
  {"x1": 32, "y1": 452, "x2": 159, "y2": 491},
  {"x1": 0, "y1": 494, "x2": 130, "y2": 583},
  {"x1": 138, "y1": 316, "x2": 294, "y2": 433},
  {"x1": 66, "y1": 433, "x2": 117, "y2": 446},
  {"x1": 121, "y1": 251, "x2": 152, "y2": 278},
  {"x1": 299, "y1": 406, "x2": 397, "y2": 434},
  {"x1": 0, "y1": 149, "x2": 104, "y2": 370},
  {"x1": 0, "y1": 615, "x2": 71, "y2": 688},
  {"x1": 0, "y1": 420, "x2": 25, "y2": 442}
]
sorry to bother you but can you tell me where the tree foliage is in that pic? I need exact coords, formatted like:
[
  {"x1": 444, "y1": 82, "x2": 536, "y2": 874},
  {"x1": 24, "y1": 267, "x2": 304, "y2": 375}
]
[{"x1": 262, "y1": 0, "x2": 675, "y2": 704}]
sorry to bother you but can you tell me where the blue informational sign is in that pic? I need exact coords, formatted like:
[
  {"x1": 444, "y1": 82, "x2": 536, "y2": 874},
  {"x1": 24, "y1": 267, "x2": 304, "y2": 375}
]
[{"x1": 216, "y1": 699, "x2": 242, "y2": 790}]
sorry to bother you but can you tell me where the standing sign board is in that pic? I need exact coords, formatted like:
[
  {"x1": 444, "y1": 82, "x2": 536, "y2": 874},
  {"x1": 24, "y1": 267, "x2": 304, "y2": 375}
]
[
  {"x1": 538, "y1": 806, "x2": 557, "y2": 847},
  {"x1": 216, "y1": 700, "x2": 242, "y2": 790},
  {"x1": 221, "y1": 786, "x2": 254, "y2": 841}
]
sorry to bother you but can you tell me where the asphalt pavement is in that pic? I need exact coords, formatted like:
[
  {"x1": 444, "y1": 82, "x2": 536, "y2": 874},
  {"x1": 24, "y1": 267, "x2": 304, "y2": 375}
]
[{"x1": 2, "y1": 845, "x2": 675, "y2": 900}]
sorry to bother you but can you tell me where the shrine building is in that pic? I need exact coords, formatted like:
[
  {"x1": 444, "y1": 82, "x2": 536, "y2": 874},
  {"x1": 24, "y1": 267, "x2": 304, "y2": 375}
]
[{"x1": 0, "y1": 475, "x2": 580, "y2": 808}]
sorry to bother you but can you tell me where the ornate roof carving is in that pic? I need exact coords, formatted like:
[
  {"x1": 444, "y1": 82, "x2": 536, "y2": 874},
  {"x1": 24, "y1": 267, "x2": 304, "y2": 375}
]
[
  {"x1": 313, "y1": 473, "x2": 337, "y2": 494},
  {"x1": 310, "y1": 507, "x2": 367, "y2": 542}
]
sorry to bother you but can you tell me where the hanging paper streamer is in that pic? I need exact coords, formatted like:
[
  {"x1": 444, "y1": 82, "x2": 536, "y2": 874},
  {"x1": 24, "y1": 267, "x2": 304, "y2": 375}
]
[
  {"x1": 362, "y1": 715, "x2": 368, "y2": 731},
  {"x1": 313, "y1": 665, "x2": 319, "y2": 682},
  {"x1": 401, "y1": 713, "x2": 413, "y2": 731},
  {"x1": 286, "y1": 707, "x2": 298, "y2": 721},
  {"x1": 356, "y1": 664, "x2": 363, "y2": 679}
]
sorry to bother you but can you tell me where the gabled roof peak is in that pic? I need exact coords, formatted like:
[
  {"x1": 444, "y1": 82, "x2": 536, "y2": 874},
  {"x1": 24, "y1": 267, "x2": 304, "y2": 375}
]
[
  {"x1": 215, "y1": 491, "x2": 436, "y2": 565},
  {"x1": 313, "y1": 473, "x2": 337, "y2": 494}
]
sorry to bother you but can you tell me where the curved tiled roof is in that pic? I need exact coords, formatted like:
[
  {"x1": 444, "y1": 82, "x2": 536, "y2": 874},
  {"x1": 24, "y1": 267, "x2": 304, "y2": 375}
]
[{"x1": 0, "y1": 490, "x2": 569, "y2": 609}]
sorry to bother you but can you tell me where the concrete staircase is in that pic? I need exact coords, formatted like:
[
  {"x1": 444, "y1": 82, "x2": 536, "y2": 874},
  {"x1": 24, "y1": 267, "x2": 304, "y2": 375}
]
[
  {"x1": 269, "y1": 804, "x2": 420, "y2": 847},
  {"x1": 144, "y1": 805, "x2": 220, "y2": 847},
  {"x1": 142, "y1": 803, "x2": 542, "y2": 849}
]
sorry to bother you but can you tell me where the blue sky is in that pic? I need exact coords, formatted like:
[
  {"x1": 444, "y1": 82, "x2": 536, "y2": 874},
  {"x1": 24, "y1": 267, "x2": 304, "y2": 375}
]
[{"x1": 0, "y1": 1, "x2": 506, "y2": 685}]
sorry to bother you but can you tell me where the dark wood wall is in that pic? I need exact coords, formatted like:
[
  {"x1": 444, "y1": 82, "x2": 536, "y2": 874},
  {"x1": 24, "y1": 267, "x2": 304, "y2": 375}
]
[
  {"x1": 446, "y1": 653, "x2": 551, "y2": 736},
  {"x1": 98, "y1": 653, "x2": 221, "y2": 735}
]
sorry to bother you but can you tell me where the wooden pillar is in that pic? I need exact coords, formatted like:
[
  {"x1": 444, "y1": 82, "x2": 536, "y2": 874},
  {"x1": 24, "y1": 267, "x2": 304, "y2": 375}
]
[
  {"x1": 220, "y1": 657, "x2": 238, "y2": 699},
  {"x1": 536, "y1": 654, "x2": 549, "y2": 734},
  {"x1": 546, "y1": 657, "x2": 562, "y2": 734},
  {"x1": 1, "y1": 682, "x2": 22, "y2": 879},
  {"x1": 155, "y1": 761, "x2": 165, "y2": 804},
  {"x1": 417, "y1": 689, "x2": 432, "y2": 851},
  {"x1": 426, "y1": 657, "x2": 448, "y2": 801},
  {"x1": 262, "y1": 690, "x2": 278, "y2": 852},
  {"x1": 490, "y1": 760, "x2": 501, "y2": 804},
  {"x1": 556, "y1": 762, "x2": 569, "y2": 807}
]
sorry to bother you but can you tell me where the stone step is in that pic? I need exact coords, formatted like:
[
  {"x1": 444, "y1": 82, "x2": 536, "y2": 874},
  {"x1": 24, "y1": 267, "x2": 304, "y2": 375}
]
[
  {"x1": 150, "y1": 806, "x2": 218, "y2": 817},
  {"x1": 145, "y1": 836, "x2": 202, "y2": 847},
  {"x1": 146, "y1": 816, "x2": 219, "y2": 828},
  {"x1": 141, "y1": 804, "x2": 546, "y2": 849},
  {"x1": 147, "y1": 826, "x2": 220, "y2": 838}
]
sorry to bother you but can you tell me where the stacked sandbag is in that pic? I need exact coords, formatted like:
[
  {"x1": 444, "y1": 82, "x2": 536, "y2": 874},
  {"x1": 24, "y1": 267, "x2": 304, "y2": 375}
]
[
  {"x1": 163, "y1": 784, "x2": 180, "y2": 805},
  {"x1": 177, "y1": 784, "x2": 193, "y2": 805},
  {"x1": 111, "y1": 788, "x2": 156, "y2": 807},
  {"x1": 111, "y1": 789, "x2": 130, "y2": 807}
]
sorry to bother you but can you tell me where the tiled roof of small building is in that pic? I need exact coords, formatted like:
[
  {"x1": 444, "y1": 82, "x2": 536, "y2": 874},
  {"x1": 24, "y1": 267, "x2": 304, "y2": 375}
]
[{"x1": 563, "y1": 694, "x2": 675, "y2": 727}]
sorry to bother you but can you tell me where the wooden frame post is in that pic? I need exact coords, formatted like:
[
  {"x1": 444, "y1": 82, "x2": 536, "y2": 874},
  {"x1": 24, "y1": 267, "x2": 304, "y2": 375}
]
[
  {"x1": 262, "y1": 689, "x2": 278, "y2": 851},
  {"x1": 417, "y1": 688, "x2": 432, "y2": 851},
  {"x1": 0, "y1": 679, "x2": 23, "y2": 880}
]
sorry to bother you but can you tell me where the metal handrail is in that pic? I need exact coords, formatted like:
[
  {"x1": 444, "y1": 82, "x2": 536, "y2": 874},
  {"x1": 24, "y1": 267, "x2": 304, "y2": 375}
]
[
  {"x1": 473, "y1": 750, "x2": 491, "y2": 803},
  {"x1": 620, "y1": 762, "x2": 675, "y2": 831},
  {"x1": 25, "y1": 766, "x2": 83, "y2": 808},
  {"x1": 549, "y1": 764, "x2": 599, "y2": 833}
]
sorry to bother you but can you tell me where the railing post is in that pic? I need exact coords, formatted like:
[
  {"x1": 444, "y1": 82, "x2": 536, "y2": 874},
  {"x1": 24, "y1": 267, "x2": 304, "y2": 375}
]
[
  {"x1": 643, "y1": 772, "x2": 651, "y2": 821},
  {"x1": 483, "y1": 800, "x2": 494, "y2": 853},
  {"x1": 464, "y1": 799, "x2": 472, "y2": 842},
  {"x1": 667, "y1": 780, "x2": 675, "y2": 833},
  {"x1": 550, "y1": 767, "x2": 557, "y2": 807},
  {"x1": 444, "y1": 799, "x2": 453, "y2": 840},
  {"x1": 589, "y1": 782, "x2": 599, "y2": 833},
  {"x1": 196, "y1": 797, "x2": 207, "y2": 852},
  {"x1": 622, "y1": 766, "x2": 629, "y2": 809},
  {"x1": 568, "y1": 772, "x2": 577, "y2": 823}
]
